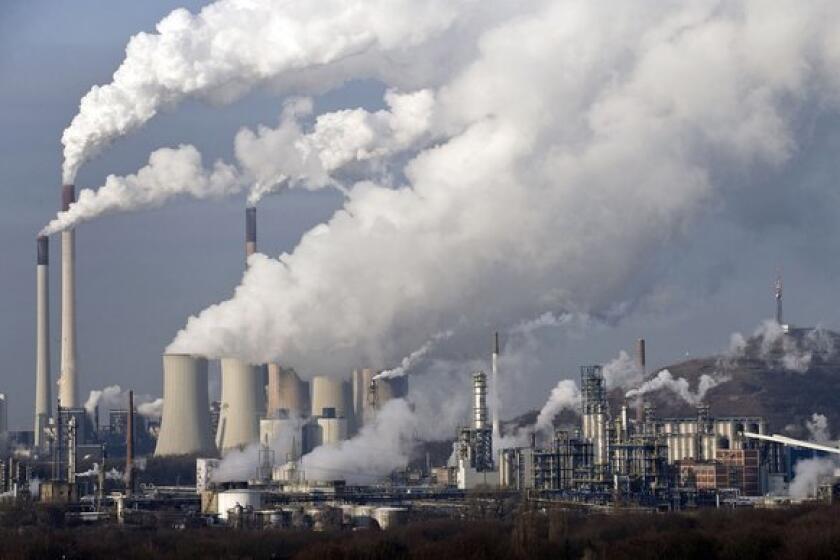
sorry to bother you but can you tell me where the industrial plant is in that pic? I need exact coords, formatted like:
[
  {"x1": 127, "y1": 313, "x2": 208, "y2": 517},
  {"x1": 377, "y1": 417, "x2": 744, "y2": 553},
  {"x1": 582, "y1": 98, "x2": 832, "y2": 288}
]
[{"x1": 2, "y1": 196, "x2": 839, "y2": 529}]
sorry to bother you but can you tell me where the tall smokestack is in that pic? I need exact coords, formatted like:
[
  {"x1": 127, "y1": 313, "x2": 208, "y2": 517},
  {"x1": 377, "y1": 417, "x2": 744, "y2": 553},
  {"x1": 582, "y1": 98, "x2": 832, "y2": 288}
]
[
  {"x1": 491, "y1": 332, "x2": 500, "y2": 439},
  {"x1": 59, "y1": 184, "x2": 78, "y2": 408},
  {"x1": 34, "y1": 235, "x2": 51, "y2": 450},
  {"x1": 635, "y1": 338, "x2": 646, "y2": 376},
  {"x1": 126, "y1": 390, "x2": 134, "y2": 496},
  {"x1": 245, "y1": 206, "x2": 257, "y2": 258}
]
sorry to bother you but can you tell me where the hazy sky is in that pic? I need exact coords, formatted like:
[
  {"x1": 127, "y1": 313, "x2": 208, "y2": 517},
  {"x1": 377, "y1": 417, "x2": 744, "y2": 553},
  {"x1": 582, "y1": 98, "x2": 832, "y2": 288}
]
[{"x1": 3, "y1": 1, "x2": 840, "y2": 428}]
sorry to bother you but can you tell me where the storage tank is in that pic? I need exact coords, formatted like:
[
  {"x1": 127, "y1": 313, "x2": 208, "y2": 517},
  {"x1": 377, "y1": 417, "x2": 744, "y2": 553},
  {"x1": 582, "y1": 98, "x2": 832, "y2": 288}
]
[
  {"x1": 217, "y1": 489, "x2": 263, "y2": 521},
  {"x1": 373, "y1": 507, "x2": 408, "y2": 530},
  {"x1": 155, "y1": 354, "x2": 215, "y2": 456},
  {"x1": 267, "y1": 364, "x2": 308, "y2": 418},
  {"x1": 311, "y1": 376, "x2": 348, "y2": 418},
  {"x1": 217, "y1": 358, "x2": 264, "y2": 452}
]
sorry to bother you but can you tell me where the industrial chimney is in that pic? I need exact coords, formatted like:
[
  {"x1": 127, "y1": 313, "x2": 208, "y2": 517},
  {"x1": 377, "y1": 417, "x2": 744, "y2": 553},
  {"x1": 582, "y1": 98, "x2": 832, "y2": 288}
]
[
  {"x1": 635, "y1": 338, "x2": 646, "y2": 376},
  {"x1": 59, "y1": 184, "x2": 78, "y2": 408},
  {"x1": 155, "y1": 354, "x2": 215, "y2": 456},
  {"x1": 34, "y1": 235, "x2": 51, "y2": 450},
  {"x1": 245, "y1": 206, "x2": 257, "y2": 258},
  {"x1": 126, "y1": 390, "x2": 134, "y2": 496},
  {"x1": 491, "y1": 332, "x2": 500, "y2": 439},
  {"x1": 217, "y1": 358, "x2": 264, "y2": 453}
]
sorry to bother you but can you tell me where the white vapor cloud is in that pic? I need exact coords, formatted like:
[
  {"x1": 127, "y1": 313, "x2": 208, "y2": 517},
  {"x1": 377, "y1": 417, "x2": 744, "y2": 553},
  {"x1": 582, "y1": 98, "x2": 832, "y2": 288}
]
[
  {"x1": 625, "y1": 369, "x2": 728, "y2": 406},
  {"x1": 166, "y1": 1, "x2": 840, "y2": 378},
  {"x1": 789, "y1": 457, "x2": 838, "y2": 499},
  {"x1": 61, "y1": 0, "x2": 468, "y2": 182},
  {"x1": 535, "y1": 379, "x2": 581, "y2": 432},
  {"x1": 806, "y1": 413, "x2": 831, "y2": 443}
]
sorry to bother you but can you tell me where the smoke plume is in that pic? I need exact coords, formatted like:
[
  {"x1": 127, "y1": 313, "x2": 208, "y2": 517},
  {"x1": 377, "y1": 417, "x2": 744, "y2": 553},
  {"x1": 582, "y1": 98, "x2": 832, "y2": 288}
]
[
  {"x1": 534, "y1": 380, "x2": 581, "y2": 432},
  {"x1": 168, "y1": 2, "x2": 840, "y2": 376},
  {"x1": 726, "y1": 321, "x2": 837, "y2": 373},
  {"x1": 83, "y1": 385, "x2": 162, "y2": 420},
  {"x1": 625, "y1": 369, "x2": 729, "y2": 406},
  {"x1": 61, "y1": 0, "x2": 466, "y2": 183},
  {"x1": 602, "y1": 350, "x2": 644, "y2": 390},
  {"x1": 789, "y1": 457, "x2": 838, "y2": 499},
  {"x1": 375, "y1": 330, "x2": 453, "y2": 380},
  {"x1": 806, "y1": 413, "x2": 831, "y2": 443}
]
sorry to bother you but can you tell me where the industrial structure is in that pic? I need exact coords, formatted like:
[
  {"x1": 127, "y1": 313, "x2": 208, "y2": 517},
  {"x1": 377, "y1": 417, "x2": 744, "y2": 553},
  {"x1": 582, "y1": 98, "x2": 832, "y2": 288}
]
[
  {"x1": 217, "y1": 358, "x2": 264, "y2": 451},
  {"x1": 59, "y1": 184, "x2": 79, "y2": 408},
  {"x1": 34, "y1": 235, "x2": 51, "y2": 450},
  {"x1": 155, "y1": 354, "x2": 215, "y2": 456}
]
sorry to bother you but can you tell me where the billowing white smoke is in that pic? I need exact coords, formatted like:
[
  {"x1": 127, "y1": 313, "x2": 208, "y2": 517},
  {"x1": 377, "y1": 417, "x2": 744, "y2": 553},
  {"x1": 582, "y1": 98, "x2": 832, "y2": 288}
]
[
  {"x1": 61, "y1": 0, "x2": 467, "y2": 183},
  {"x1": 83, "y1": 385, "x2": 163, "y2": 420},
  {"x1": 137, "y1": 398, "x2": 164, "y2": 420},
  {"x1": 46, "y1": 88, "x2": 434, "y2": 233},
  {"x1": 727, "y1": 321, "x2": 836, "y2": 373},
  {"x1": 211, "y1": 416, "x2": 306, "y2": 483},
  {"x1": 788, "y1": 457, "x2": 839, "y2": 499},
  {"x1": 625, "y1": 369, "x2": 728, "y2": 406},
  {"x1": 806, "y1": 413, "x2": 831, "y2": 443},
  {"x1": 168, "y1": 2, "x2": 840, "y2": 375},
  {"x1": 602, "y1": 350, "x2": 644, "y2": 390},
  {"x1": 240, "y1": 89, "x2": 436, "y2": 206},
  {"x1": 302, "y1": 399, "x2": 415, "y2": 483},
  {"x1": 42, "y1": 146, "x2": 242, "y2": 235},
  {"x1": 534, "y1": 380, "x2": 581, "y2": 432},
  {"x1": 375, "y1": 330, "x2": 453, "y2": 380}
]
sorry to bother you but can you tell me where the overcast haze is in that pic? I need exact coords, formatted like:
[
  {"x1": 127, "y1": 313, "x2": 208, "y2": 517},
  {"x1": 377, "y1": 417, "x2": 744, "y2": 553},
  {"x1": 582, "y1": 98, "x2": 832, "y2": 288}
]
[{"x1": 3, "y1": 1, "x2": 840, "y2": 429}]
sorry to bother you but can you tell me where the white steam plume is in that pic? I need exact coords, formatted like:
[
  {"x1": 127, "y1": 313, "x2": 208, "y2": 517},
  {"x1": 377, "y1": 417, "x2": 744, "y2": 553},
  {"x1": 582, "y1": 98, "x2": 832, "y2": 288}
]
[
  {"x1": 211, "y1": 416, "x2": 305, "y2": 483},
  {"x1": 42, "y1": 146, "x2": 242, "y2": 235},
  {"x1": 61, "y1": 0, "x2": 467, "y2": 183},
  {"x1": 534, "y1": 380, "x2": 581, "y2": 433},
  {"x1": 602, "y1": 350, "x2": 644, "y2": 390},
  {"x1": 788, "y1": 457, "x2": 839, "y2": 499},
  {"x1": 625, "y1": 369, "x2": 729, "y2": 406},
  {"x1": 301, "y1": 398, "x2": 416, "y2": 484},
  {"x1": 169, "y1": 2, "x2": 840, "y2": 375},
  {"x1": 47, "y1": 88, "x2": 434, "y2": 233},
  {"x1": 726, "y1": 320, "x2": 837, "y2": 373},
  {"x1": 806, "y1": 413, "x2": 831, "y2": 443},
  {"x1": 374, "y1": 330, "x2": 453, "y2": 380},
  {"x1": 83, "y1": 384, "x2": 162, "y2": 420}
]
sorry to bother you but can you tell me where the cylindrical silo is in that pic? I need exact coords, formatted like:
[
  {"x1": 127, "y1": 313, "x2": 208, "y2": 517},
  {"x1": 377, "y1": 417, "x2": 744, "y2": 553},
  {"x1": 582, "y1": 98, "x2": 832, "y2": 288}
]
[
  {"x1": 155, "y1": 354, "x2": 215, "y2": 456},
  {"x1": 34, "y1": 235, "x2": 51, "y2": 450},
  {"x1": 217, "y1": 358, "x2": 264, "y2": 452},
  {"x1": 311, "y1": 376, "x2": 348, "y2": 418},
  {"x1": 267, "y1": 364, "x2": 308, "y2": 418}
]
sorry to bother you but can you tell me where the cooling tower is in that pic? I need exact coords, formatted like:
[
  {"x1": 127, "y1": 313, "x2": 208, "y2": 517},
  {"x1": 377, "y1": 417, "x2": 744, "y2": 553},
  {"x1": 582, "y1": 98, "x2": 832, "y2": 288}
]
[
  {"x1": 267, "y1": 364, "x2": 308, "y2": 418},
  {"x1": 217, "y1": 358, "x2": 264, "y2": 452},
  {"x1": 375, "y1": 376, "x2": 409, "y2": 404},
  {"x1": 311, "y1": 376, "x2": 349, "y2": 418},
  {"x1": 59, "y1": 184, "x2": 78, "y2": 408},
  {"x1": 155, "y1": 354, "x2": 215, "y2": 456},
  {"x1": 352, "y1": 368, "x2": 375, "y2": 432},
  {"x1": 315, "y1": 417, "x2": 348, "y2": 445},
  {"x1": 34, "y1": 235, "x2": 51, "y2": 450},
  {"x1": 245, "y1": 206, "x2": 257, "y2": 258}
]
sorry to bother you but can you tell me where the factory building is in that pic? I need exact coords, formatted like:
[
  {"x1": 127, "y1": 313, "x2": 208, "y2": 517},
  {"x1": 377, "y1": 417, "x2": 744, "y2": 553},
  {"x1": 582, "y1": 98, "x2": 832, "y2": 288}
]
[{"x1": 454, "y1": 371, "x2": 499, "y2": 489}]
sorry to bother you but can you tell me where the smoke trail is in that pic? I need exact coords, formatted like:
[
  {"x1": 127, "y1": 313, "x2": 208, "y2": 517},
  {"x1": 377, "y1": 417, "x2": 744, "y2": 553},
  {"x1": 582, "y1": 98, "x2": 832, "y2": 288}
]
[
  {"x1": 83, "y1": 385, "x2": 162, "y2": 419},
  {"x1": 534, "y1": 379, "x2": 581, "y2": 432},
  {"x1": 726, "y1": 320, "x2": 837, "y2": 373},
  {"x1": 602, "y1": 350, "x2": 643, "y2": 390},
  {"x1": 47, "y1": 88, "x2": 434, "y2": 234},
  {"x1": 42, "y1": 146, "x2": 242, "y2": 235},
  {"x1": 168, "y1": 2, "x2": 840, "y2": 374},
  {"x1": 806, "y1": 413, "x2": 831, "y2": 443},
  {"x1": 625, "y1": 369, "x2": 729, "y2": 406},
  {"x1": 375, "y1": 330, "x2": 453, "y2": 380},
  {"x1": 789, "y1": 456, "x2": 838, "y2": 499},
  {"x1": 61, "y1": 0, "x2": 467, "y2": 182},
  {"x1": 137, "y1": 398, "x2": 164, "y2": 420}
]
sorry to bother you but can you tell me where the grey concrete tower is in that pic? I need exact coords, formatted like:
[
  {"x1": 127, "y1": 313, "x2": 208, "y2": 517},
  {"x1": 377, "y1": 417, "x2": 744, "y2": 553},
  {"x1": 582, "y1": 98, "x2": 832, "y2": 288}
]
[
  {"x1": 34, "y1": 235, "x2": 51, "y2": 450},
  {"x1": 59, "y1": 184, "x2": 78, "y2": 408},
  {"x1": 155, "y1": 354, "x2": 215, "y2": 456}
]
